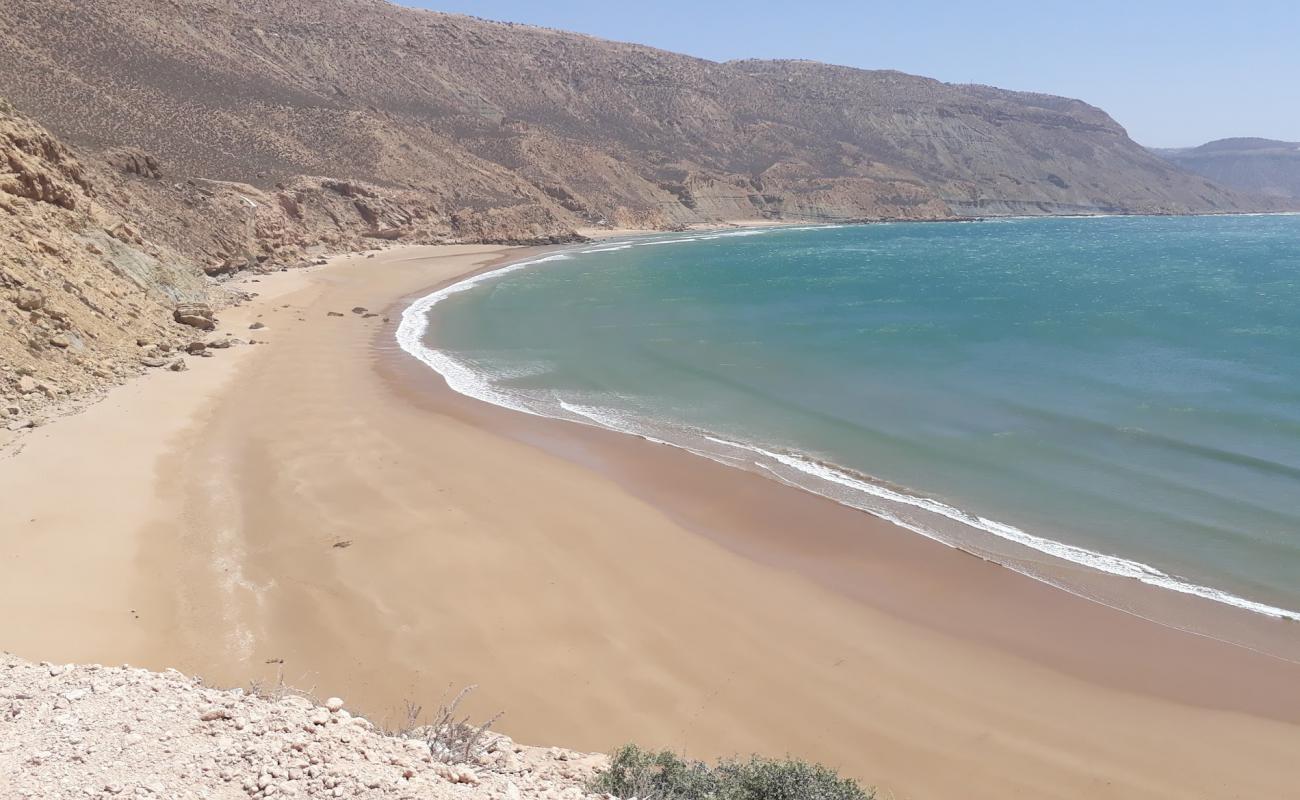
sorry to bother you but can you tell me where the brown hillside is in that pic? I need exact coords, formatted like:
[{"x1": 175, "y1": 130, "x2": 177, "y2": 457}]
[
  {"x1": 1, "y1": 0, "x2": 1275, "y2": 226},
  {"x1": 0, "y1": 0, "x2": 1286, "y2": 413}
]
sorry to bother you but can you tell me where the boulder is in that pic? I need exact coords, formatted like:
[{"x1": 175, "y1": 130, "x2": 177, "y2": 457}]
[
  {"x1": 141, "y1": 357, "x2": 167, "y2": 368},
  {"x1": 16, "y1": 289, "x2": 45, "y2": 311},
  {"x1": 173, "y1": 303, "x2": 216, "y2": 331},
  {"x1": 184, "y1": 341, "x2": 207, "y2": 355},
  {"x1": 167, "y1": 359, "x2": 187, "y2": 372},
  {"x1": 17, "y1": 376, "x2": 38, "y2": 394}
]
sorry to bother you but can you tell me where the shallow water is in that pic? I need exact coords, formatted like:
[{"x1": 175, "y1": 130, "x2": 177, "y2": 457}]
[{"x1": 405, "y1": 216, "x2": 1300, "y2": 624}]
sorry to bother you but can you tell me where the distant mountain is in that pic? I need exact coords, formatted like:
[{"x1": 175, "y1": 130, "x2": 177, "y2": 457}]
[{"x1": 1153, "y1": 139, "x2": 1300, "y2": 199}]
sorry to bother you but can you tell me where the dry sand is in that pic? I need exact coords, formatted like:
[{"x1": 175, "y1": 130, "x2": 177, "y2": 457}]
[{"x1": 3, "y1": 244, "x2": 1300, "y2": 799}]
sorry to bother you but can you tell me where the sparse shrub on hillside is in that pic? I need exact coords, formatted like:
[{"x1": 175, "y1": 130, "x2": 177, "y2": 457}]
[
  {"x1": 399, "y1": 684, "x2": 504, "y2": 765},
  {"x1": 589, "y1": 745, "x2": 872, "y2": 800}
]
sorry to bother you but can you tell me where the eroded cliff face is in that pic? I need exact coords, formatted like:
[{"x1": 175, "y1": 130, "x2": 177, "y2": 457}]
[
  {"x1": 0, "y1": 102, "x2": 209, "y2": 418},
  {"x1": 0, "y1": 102, "x2": 580, "y2": 422}
]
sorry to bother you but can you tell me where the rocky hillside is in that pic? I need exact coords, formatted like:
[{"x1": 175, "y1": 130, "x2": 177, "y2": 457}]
[
  {"x1": 2, "y1": 99, "x2": 527, "y2": 426},
  {"x1": 0, "y1": 99, "x2": 210, "y2": 424},
  {"x1": 0, "y1": 0, "x2": 1276, "y2": 226},
  {"x1": 0, "y1": 0, "x2": 1287, "y2": 412},
  {"x1": 0, "y1": 652, "x2": 606, "y2": 799},
  {"x1": 1153, "y1": 138, "x2": 1300, "y2": 199}
]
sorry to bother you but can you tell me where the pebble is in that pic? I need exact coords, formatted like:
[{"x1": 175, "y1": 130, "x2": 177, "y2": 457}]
[{"x1": 0, "y1": 653, "x2": 601, "y2": 799}]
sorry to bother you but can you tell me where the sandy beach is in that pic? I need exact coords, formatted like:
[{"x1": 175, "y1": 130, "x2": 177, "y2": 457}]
[{"x1": 3, "y1": 244, "x2": 1300, "y2": 799}]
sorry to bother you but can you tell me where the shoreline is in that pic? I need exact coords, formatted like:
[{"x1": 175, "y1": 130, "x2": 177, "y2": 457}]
[
  {"x1": 413, "y1": 223, "x2": 1300, "y2": 645},
  {"x1": 571, "y1": 210, "x2": 1300, "y2": 243},
  {"x1": 2, "y1": 243, "x2": 1299, "y2": 797},
  {"x1": 393, "y1": 241, "x2": 1300, "y2": 721}
]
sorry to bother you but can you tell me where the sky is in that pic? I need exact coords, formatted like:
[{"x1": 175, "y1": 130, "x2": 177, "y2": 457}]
[{"x1": 406, "y1": 0, "x2": 1300, "y2": 147}]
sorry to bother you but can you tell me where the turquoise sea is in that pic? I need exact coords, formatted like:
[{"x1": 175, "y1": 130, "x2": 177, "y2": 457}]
[{"x1": 399, "y1": 216, "x2": 1300, "y2": 628}]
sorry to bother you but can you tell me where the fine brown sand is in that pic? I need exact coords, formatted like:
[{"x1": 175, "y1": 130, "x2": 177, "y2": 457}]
[{"x1": 3, "y1": 244, "x2": 1300, "y2": 799}]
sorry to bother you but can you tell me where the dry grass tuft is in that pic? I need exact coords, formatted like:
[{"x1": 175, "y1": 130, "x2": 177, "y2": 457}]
[{"x1": 387, "y1": 685, "x2": 503, "y2": 765}]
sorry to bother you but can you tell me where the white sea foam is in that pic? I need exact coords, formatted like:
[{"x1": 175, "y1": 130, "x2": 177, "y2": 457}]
[
  {"x1": 396, "y1": 252, "x2": 575, "y2": 419},
  {"x1": 396, "y1": 226, "x2": 1300, "y2": 624},
  {"x1": 702, "y1": 435, "x2": 1300, "y2": 620}
]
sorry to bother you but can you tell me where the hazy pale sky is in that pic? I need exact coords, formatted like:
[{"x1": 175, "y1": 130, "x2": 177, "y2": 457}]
[{"x1": 406, "y1": 0, "x2": 1300, "y2": 148}]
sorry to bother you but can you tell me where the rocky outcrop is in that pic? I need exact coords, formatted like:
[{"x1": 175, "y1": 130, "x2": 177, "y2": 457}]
[
  {"x1": 0, "y1": 101, "x2": 92, "y2": 211},
  {"x1": 1, "y1": 104, "x2": 216, "y2": 420},
  {"x1": 173, "y1": 303, "x2": 217, "y2": 331},
  {"x1": 0, "y1": 653, "x2": 607, "y2": 799}
]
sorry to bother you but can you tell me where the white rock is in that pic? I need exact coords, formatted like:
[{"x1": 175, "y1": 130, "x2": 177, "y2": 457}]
[{"x1": 324, "y1": 697, "x2": 344, "y2": 712}]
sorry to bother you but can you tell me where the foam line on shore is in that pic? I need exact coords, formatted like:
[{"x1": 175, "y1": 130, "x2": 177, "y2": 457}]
[
  {"x1": 700, "y1": 435, "x2": 1300, "y2": 620},
  {"x1": 396, "y1": 229, "x2": 1300, "y2": 625}
]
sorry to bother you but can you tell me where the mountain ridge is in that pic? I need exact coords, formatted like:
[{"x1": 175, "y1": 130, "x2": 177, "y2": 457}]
[
  {"x1": 2, "y1": 0, "x2": 1283, "y2": 227},
  {"x1": 1153, "y1": 138, "x2": 1300, "y2": 199}
]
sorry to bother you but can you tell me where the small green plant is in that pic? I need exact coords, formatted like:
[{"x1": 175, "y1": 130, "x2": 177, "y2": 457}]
[{"x1": 589, "y1": 744, "x2": 873, "y2": 800}]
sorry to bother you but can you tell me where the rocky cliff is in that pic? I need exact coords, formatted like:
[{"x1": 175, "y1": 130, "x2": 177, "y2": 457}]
[{"x1": 0, "y1": 99, "x2": 209, "y2": 420}]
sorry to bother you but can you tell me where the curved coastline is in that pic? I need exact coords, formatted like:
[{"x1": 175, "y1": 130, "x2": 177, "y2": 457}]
[
  {"x1": 6, "y1": 242, "x2": 1300, "y2": 800},
  {"x1": 396, "y1": 225, "x2": 1300, "y2": 646}
]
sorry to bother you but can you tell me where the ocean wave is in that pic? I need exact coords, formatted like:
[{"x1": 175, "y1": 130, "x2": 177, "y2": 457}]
[
  {"x1": 577, "y1": 224, "x2": 839, "y2": 255},
  {"x1": 701, "y1": 435, "x2": 1300, "y2": 620},
  {"x1": 396, "y1": 252, "x2": 574, "y2": 419},
  {"x1": 396, "y1": 230, "x2": 1300, "y2": 626}
]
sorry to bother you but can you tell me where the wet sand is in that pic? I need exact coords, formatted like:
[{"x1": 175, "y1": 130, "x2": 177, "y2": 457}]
[{"x1": 2, "y1": 244, "x2": 1299, "y2": 799}]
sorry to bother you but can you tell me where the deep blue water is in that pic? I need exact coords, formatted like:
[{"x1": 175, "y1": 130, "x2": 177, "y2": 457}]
[{"x1": 402, "y1": 216, "x2": 1300, "y2": 622}]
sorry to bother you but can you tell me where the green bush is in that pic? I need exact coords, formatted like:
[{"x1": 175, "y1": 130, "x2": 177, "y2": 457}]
[{"x1": 589, "y1": 744, "x2": 873, "y2": 800}]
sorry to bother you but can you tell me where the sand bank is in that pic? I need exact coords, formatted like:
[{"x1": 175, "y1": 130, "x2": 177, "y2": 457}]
[{"x1": 2, "y1": 244, "x2": 1299, "y2": 799}]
